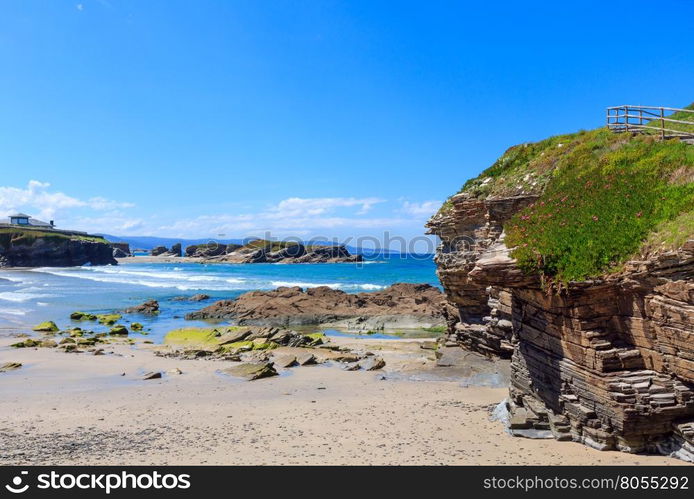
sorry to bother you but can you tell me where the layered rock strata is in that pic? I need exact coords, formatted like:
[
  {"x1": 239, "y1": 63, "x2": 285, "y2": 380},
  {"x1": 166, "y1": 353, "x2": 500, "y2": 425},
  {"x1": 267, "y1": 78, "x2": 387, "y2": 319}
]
[
  {"x1": 426, "y1": 193, "x2": 537, "y2": 357},
  {"x1": 428, "y1": 194, "x2": 694, "y2": 460}
]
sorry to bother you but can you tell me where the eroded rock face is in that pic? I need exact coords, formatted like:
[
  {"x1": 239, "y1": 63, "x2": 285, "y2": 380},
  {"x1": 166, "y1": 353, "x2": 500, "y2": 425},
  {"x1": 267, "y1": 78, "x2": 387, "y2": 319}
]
[
  {"x1": 0, "y1": 235, "x2": 116, "y2": 268},
  {"x1": 426, "y1": 193, "x2": 538, "y2": 357},
  {"x1": 428, "y1": 194, "x2": 694, "y2": 460},
  {"x1": 186, "y1": 283, "x2": 445, "y2": 330}
]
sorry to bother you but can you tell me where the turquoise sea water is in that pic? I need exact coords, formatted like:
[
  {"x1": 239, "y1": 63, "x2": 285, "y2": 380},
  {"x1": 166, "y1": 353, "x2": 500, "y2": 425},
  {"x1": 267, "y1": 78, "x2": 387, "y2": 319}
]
[{"x1": 0, "y1": 256, "x2": 440, "y2": 342}]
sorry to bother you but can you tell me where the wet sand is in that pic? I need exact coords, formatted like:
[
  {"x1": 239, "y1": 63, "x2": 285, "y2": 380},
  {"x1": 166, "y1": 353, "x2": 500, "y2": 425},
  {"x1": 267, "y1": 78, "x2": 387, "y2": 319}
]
[{"x1": 0, "y1": 335, "x2": 686, "y2": 466}]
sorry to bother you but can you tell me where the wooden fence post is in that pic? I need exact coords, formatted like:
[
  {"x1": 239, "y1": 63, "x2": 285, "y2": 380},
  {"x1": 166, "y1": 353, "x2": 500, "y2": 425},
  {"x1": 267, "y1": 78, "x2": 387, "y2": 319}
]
[{"x1": 624, "y1": 106, "x2": 629, "y2": 132}]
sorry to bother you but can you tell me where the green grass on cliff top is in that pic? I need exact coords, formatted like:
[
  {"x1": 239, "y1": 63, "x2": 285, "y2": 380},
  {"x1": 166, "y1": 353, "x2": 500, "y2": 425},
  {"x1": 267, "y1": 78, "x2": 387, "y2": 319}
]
[
  {"x1": 442, "y1": 107, "x2": 694, "y2": 283},
  {"x1": 0, "y1": 228, "x2": 108, "y2": 249}
]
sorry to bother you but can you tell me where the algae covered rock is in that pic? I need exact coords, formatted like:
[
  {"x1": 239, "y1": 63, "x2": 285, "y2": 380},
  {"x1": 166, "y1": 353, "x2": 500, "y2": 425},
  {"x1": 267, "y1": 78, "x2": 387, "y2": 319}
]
[
  {"x1": 222, "y1": 362, "x2": 278, "y2": 381},
  {"x1": 109, "y1": 325, "x2": 129, "y2": 336},
  {"x1": 97, "y1": 314, "x2": 122, "y2": 325},
  {"x1": 70, "y1": 311, "x2": 97, "y2": 321},
  {"x1": 251, "y1": 338, "x2": 278, "y2": 350},
  {"x1": 10, "y1": 338, "x2": 40, "y2": 348},
  {"x1": 164, "y1": 327, "x2": 221, "y2": 347},
  {"x1": 130, "y1": 322, "x2": 144, "y2": 331},
  {"x1": 218, "y1": 340, "x2": 254, "y2": 354},
  {"x1": 0, "y1": 362, "x2": 22, "y2": 372},
  {"x1": 32, "y1": 321, "x2": 58, "y2": 332},
  {"x1": 302, "y1": 332, "x2": 325, "y2": 346}
]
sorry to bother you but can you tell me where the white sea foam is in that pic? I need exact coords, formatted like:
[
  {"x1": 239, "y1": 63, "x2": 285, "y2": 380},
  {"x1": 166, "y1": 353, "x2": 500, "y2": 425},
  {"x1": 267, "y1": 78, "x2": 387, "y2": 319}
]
[
  {"x1": 0, "y1": 308, "x2": 28, "y2": 316},
  {"x1": 30, "y1": 266, "x2": 387, "y2": 293},
  {"x1": 0, "y1": 274, "x2": 26, "y2": 283},
  {"x1": 0, "y1": 290, "x2": 53, "y2": 303},
  {"x1": 270, "y1": 281, "x2": 385, "y2": 291},
  {"x1": 353, "y1": 283, "x2": 384, "y2": 290},
  {"x1": 270, "y1": 281, "x2": 341, "y2": 289}
]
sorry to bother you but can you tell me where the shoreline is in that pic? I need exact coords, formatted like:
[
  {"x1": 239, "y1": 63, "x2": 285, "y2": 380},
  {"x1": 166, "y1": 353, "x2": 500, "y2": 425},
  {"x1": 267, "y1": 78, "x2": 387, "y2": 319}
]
[{"x1": 0, "y1": 334, "x2": 686, "y2": 465}]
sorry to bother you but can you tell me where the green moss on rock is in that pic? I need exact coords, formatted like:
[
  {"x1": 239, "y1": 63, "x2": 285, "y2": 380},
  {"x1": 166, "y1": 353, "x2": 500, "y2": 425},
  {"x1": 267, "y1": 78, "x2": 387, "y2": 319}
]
[
  {"x1": 32, "y1": 321, "x2": 58, "y2": 332},
  {"x1": 303, "y1": 332, "x2": 325, "y2": 346},
  {"x1": 70, "y1": 311, "x2": 97, "y2": 321},
  {"x1": 163, "y1": 328, "x2": 221, "y2": 346},
  {"x1": 11, "y1": 338, "x2": 40, "y2": 348},
  {"x1": 97, "y1": 314, "x2": 122, "y2": 325}
]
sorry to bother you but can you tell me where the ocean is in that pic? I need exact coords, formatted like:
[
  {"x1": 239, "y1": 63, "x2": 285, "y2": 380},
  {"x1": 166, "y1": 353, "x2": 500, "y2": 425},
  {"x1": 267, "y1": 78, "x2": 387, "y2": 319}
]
[{"x1": 0, "y1": 255, "x2": 440, "y2": 342}]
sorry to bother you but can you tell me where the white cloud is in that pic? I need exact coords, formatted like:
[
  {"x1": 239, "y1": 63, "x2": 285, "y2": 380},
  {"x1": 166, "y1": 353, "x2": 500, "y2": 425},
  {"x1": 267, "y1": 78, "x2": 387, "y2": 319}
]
[
  {"x1": 68, "y1": 214, "x2": 145, "y2": 234},
  {"x1": 0, "y1": 180, "x2": 135, "y2": 223},
  {"x1": 0, "y1": 182, "x2": 435, "y2": 241},
  {"x1": 269, "y1": 197, "x2": 385, "y2": 217},
  {"x1": 399, "y1": 200, "x2": 441, "y2": 218},
  {"x1": 87, "y1": 197, "x2": 136, "y2": 211},
  {"x1": 154, "y1": 197, "x2": 403, "y2": 238}
]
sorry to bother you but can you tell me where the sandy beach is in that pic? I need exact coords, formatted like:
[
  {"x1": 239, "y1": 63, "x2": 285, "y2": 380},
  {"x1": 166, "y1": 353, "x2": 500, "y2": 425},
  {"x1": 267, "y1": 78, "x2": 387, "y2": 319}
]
[{"x1": 0, "y1": 334, "x2": 685, "y2": 466}]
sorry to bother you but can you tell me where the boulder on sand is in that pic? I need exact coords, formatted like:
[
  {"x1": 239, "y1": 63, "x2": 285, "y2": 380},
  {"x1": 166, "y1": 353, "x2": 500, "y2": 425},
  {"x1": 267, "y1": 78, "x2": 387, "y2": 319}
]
[
  {"x1": 359, "y1": 356, "x2": 386, "y2": 371},
  {"x1": 272, "y1": 354, "x2": 298, "y2": 368},
  {"x1": 296, "y1": 353, "x2": 316, "y2": 366},
  {"x1": 0, "y1": 362, "x2": 22, "y2": 372},
  {"x1": 222, "y1": 362, "x2": 278, "y2": 381}
]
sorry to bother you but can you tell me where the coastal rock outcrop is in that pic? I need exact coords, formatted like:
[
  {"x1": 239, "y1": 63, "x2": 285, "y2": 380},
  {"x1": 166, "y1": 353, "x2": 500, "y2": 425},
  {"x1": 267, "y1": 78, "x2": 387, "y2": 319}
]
[
  {"x1": 124, "y1": 299, "x2": 160, "y2": 315},
  {"x1": 0, "y1": 228, "x2": 116, "y2": 267},
  {"x1": 151, "y1": 246, "x2": 168, "y2": 256},
  {"x1": 186, "y1": 283, "x2": 445, "y2": 330},
  {"x1": 427, "y1": 194, "x2": 537, "y2": 357},
  {"x1": 151, "y1": 245, "x2": 181, "y2": 257},
  {"x1": 184, "y1": 240, "x2": 362, "y2": 264},
  {"x1": 110, "y1": 242, "x2": 131, "y2": 257},
  {"x1": 427, "y1": 131, "x2": 694, "y2": 460},
  {"x1": 112, "y1": 248, "x2": 128, "y2": 258}
]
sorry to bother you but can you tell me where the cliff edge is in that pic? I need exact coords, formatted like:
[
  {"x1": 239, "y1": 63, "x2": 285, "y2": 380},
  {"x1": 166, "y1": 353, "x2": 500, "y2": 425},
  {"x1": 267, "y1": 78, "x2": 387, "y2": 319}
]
[{"x1": 0, "y1": 227, "x2": 117, "y2": 267}]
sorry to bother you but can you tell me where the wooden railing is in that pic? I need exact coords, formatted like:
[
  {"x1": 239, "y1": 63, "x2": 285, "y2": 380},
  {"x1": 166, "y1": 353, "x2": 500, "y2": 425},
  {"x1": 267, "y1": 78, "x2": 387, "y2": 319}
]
[{"x1": 606, "y1": 105, "x2": 694, "y2": 139}]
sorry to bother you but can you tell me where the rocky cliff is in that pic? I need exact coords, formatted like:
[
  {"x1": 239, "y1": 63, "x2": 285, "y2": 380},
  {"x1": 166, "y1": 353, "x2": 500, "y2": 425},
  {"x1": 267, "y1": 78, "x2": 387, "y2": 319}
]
[
  {"x1": 427, "y1": 127, "x2": 693, "y2": 460},
  {"x1": 0, "y1": 228, "x2": 117, "y2": 267}
]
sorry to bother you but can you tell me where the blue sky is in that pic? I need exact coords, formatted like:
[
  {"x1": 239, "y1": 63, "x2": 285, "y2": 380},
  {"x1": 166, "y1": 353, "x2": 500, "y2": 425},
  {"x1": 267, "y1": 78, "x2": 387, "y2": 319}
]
[{"x1": 0, "y1": 0, "x2": 692, "y2": 243}]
